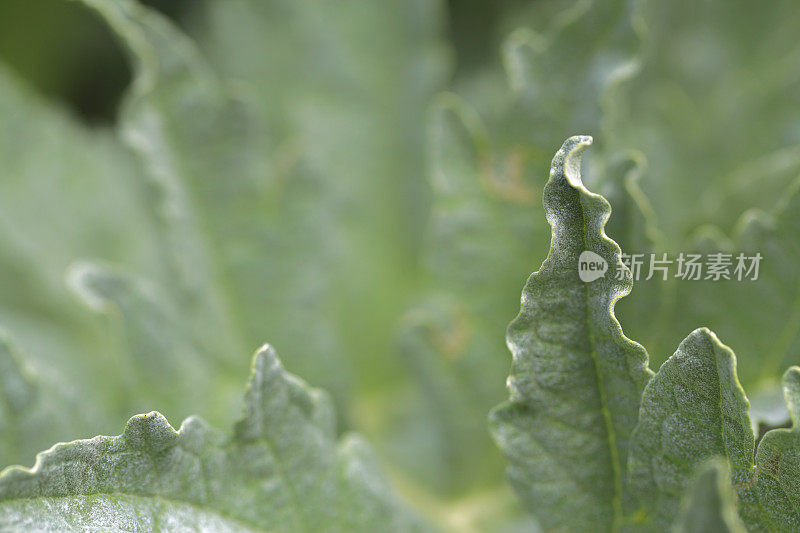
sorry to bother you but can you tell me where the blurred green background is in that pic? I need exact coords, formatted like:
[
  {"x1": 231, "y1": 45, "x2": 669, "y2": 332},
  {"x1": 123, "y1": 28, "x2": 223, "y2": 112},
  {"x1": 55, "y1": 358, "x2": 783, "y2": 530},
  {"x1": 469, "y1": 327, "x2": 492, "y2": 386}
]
[{"x1": 1, "y1": 0, "x2": 800, "y2": 530}]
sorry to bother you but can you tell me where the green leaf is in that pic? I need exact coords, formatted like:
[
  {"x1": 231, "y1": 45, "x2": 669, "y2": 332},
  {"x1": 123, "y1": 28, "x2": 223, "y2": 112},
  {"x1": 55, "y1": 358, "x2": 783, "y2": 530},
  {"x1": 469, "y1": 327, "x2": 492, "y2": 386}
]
[
  {"x1": 400, "y1": 0, "x2": 654, "y2": 493},
  {"x1": 629, "y1": 333, "x2": 800, "y2": 530},
  {"x1": 67, "y1": 262, "x2": 241, "y2": 424},
  {"x1": 77, "y1": 0, "x2": 352, "y2": 417},
  {"x1": 740, "y1": 367, "x2": 800, "y2": 531},
  {"x1": 202, "y1": 0, "x2": 449, "y2": 393},
  {"x1": 393, "y1": 95, "x2": 546, "y2": 493},
  {"x1": 0, "y1": 346, "x2": 426, "y2": 532},
  {"x1": 0, "y1": 61, "x2": 160, "y2": 439},
  {"x1": 489, "y1": 136, "x2": 652, "y2": 532},
  {"x1": 628, "y1": 328, "x2": 754, "y2": 530},
  {"x1": 605, "y1": 0, "x2": 800, "y2": 244},
  {"x1": 0, "y1": 333, "x2": 111, "y2": 469},
  {"x1": 648, "y1": 176, "x2": 800, "y2": 391},
  {"x1": 672, "y1": 460, "x2": 747, "y2": 533},
  {"x1": 395, "y1": 298, "x2": 505, "y2": 493}
]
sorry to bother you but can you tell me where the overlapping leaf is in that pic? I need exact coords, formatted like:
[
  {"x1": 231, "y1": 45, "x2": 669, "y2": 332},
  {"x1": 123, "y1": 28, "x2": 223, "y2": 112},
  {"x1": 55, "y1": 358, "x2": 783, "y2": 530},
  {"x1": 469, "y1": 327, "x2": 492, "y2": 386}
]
[
  {"x1": 491, "y1": 137, "x2": 800, "y2": 532},
  {"x1": 630, "y1": 351, "x2": 800, "y2": 530}
]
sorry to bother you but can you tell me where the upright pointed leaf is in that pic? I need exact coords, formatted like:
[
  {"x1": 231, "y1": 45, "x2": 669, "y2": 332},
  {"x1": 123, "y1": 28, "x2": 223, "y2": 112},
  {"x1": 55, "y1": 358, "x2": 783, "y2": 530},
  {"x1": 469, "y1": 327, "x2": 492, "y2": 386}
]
[{"x1": 489, "y1": 136, "x2": 652, "y2": 532}]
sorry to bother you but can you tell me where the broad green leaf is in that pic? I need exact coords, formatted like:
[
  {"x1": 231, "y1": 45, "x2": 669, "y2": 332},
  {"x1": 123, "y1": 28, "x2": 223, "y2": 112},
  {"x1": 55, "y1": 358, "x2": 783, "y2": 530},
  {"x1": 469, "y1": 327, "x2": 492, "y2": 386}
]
[
  {"x1": 0, "y1": 63, "x2": 157, "y2": 458},
  {"x1": 0, "y1": 346, "x2": 427, "y2": 532},
  {"x1": 489, "y1": 136, "x2": 652, "y2": 532},
  {"x1": 0, "y1": 63, "x2": 158, "y2": 307},
  {"x1": 628, "y1": 328, "x2": 754, "y2": 530},
  {"x1": 672, "y1": 460, "x2": 747, "y2": 533}
]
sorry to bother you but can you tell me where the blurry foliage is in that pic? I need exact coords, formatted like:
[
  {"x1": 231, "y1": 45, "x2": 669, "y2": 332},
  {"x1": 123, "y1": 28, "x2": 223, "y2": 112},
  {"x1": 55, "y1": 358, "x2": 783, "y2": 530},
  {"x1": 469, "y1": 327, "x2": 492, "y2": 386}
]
[{"x1": 0, "y1": 0, "x2": 799, "y2": 530}]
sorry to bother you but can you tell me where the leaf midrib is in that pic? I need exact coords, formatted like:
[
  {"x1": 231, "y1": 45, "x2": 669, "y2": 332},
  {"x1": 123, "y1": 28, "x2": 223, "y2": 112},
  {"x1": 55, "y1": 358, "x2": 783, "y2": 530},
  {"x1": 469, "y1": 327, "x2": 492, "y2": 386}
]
[{"x1": 578, "y1": 190, "x2": 624, "y2": 532}]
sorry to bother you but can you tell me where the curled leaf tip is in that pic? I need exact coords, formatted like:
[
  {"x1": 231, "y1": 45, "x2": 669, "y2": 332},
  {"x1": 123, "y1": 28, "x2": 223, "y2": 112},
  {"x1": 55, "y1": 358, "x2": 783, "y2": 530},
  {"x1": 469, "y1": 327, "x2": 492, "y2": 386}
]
[{"x1": 552, "y1": 135, "x2": 593, "y2": 188}]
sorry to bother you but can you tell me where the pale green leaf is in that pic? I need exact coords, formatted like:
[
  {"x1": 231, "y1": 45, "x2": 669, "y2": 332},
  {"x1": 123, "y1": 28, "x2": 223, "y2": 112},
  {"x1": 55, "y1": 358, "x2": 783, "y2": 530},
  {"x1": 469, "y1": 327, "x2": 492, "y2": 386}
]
[
  {"x1": 78, "y1": 0, "x2": 352, "y2": 414},
  {"x1": 0, "y1": 60, "x2": 160, "y2": 441},
  {"x1": 606, "y1": 0, "x2": 800, "y2": 243},
  {"x1": 0, "y1": 333, "x2": 111, "y2": 470},
  {"x1": 202, "y1": 0, "x2": 450, "y2": 394},
  {"x1": 67, "y1": 261, "x2": 241, "y2": 424},
  {"x1": 0, "y1": 347, "x2": 426, "y2": 533},
  {"x1": 651, "y1": 176, "x2": 800, "y2": 390}
]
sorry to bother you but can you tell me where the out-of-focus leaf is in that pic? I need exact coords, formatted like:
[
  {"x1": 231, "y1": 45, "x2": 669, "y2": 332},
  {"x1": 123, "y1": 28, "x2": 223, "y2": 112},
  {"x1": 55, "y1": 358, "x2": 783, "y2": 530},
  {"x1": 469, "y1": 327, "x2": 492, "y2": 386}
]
[
  {"x1": 489, "y1": 136, "x2": 652, "y2": 532},
  {"x1": 597, "y1": 150, "x2": 675, "y2": 359},
  {"x1": 672, "y1": 460, "x2": 747, "y2": 533},
  {"x1": 67, "y1": 261, "x2": 241, "y2": 424},
  {"x1": 606, "y1": 0, "x2": 800, "y2": 242},
  {"x1": 647, "y1": 177, "x2": 800, "y2": 392},
  {"x1": 0, "y1": 64, "x2": 158, "y2": 305},
  {"x1": 393, "y1": 95, "x2": 545, "y2": 493},
  {"x1": 0, "y1": 333, "x2": 111, "y2": 469},
  {"x1": 202, "y1": 0, "x2": 449, "y2": 393},
  {"x1": 395, "y1": 298, "x2": 505, "y2": 494},
  {"x1": 0, "y1": 346, "x2": 427, "y2": 533},
  {"x1": 0, "y1": 50, "x2": 160, "y2": 453},
  {"x1": 78, "y1": 0, "x2": 355, "y2": 418}
]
